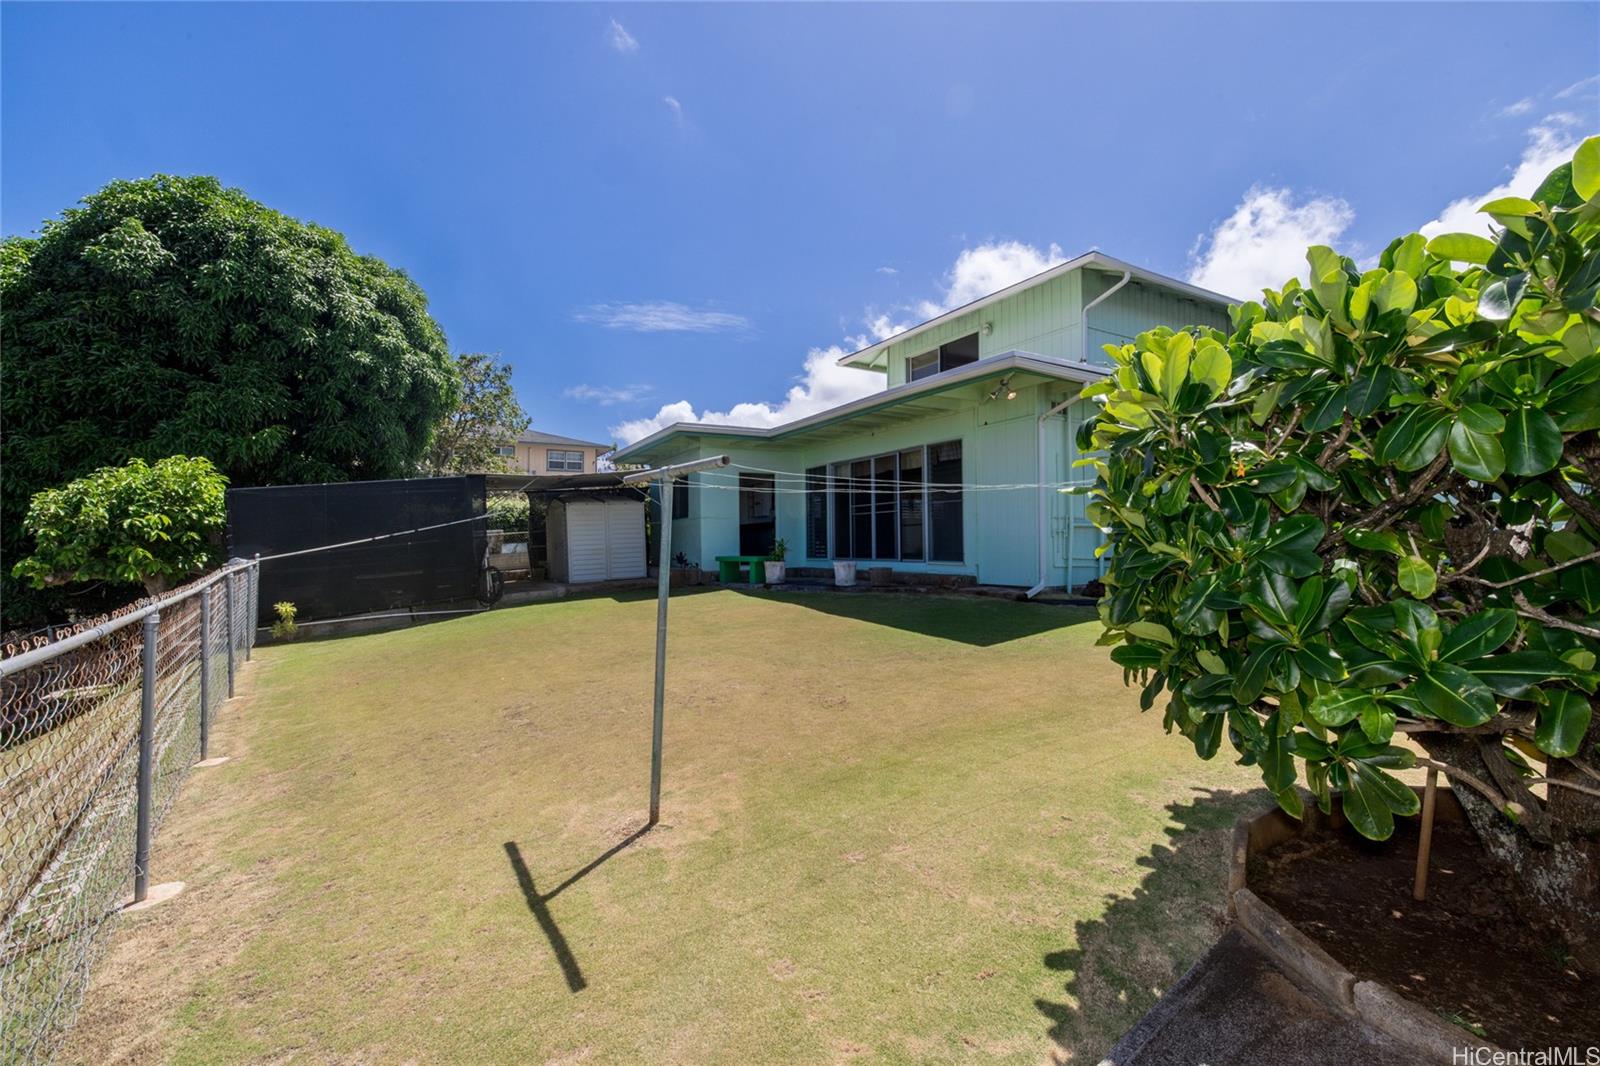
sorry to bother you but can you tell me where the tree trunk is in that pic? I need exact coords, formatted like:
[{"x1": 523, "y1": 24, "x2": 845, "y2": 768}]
[
  {"x1": 1417, "y1": 732, "x2": 1600, "y2": 974},
  {"x1": 140, "y1": 574, "x2": 172, "y2": 597}
]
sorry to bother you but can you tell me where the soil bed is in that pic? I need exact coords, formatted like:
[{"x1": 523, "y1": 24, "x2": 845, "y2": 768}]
[{"x1": 1251, "y1": 814, "x2": 1598, "y2": 1050}]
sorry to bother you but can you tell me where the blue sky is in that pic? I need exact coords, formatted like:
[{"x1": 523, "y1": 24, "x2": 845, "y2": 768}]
[{"x1": 4, "y1": 3, "x2": 1597, "y2": 446}]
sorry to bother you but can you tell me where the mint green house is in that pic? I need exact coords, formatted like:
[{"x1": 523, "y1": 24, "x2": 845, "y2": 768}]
[{"x1": 612, "y1": 252, "x2": 1233, "y2": 592}]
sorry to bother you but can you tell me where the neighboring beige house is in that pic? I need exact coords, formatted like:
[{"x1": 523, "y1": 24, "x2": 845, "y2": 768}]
[{"x1": 497, "y1": 429, "x2": 613, "y2": 475}]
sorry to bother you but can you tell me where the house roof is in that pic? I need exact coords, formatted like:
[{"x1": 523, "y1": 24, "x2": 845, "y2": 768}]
[
  {"x1": 611, "y1": 350, "x2": 1106, "y2": 465},
  {"x1": 515, "y1": 428, "x2": 613, "y2": 451},
  {"x1": 837, "y1": 250, "x2": 1238, "y2": 372}
]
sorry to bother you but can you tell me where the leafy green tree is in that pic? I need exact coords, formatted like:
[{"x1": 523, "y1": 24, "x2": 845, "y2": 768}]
[
  {"x1": 420, "y1": 353, "x2": 530, "y2": 475},
  {"x1": 1081, "y1": 138, "x2": 1600, "y2": 966},
  {"x1": 1, "y1": 175, "x2": 460, "y2": 624},
  {"x1": 13, "y1": 456, "x2": 227, "y2": 596}
]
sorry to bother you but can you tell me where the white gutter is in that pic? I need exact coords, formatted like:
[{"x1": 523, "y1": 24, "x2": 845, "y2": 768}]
[{"x1": 1025, "y1": 268, "x2": 1130, "y2": 600}]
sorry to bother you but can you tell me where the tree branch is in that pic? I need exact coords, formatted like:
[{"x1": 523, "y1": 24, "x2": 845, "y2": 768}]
[
  {"x1": 1512, "y1": 590, "x2": 1600, "y2": 640},
  {"x1": 1414, "y1": 757, "x2": 1510, "y2": 811}
]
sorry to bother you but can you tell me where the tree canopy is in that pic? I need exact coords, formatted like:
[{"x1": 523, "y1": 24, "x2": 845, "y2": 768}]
[
  {"x1": 1, "y1": 174, "x2": 460, "y2": 623},
  {"x1": 1081, "y1": 137, "x2": 1600, "y2": 963},
  {"x1": 420, "y1": 352, "x2": 529, "y2": 475},
  {"x1": 13, "y1": 455, "x2": 227, "y2": 596}
]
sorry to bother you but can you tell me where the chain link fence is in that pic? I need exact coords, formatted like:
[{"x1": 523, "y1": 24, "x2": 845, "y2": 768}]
[{"x1": 0, "y1": 560, "x2": 259, "y2": 1064}]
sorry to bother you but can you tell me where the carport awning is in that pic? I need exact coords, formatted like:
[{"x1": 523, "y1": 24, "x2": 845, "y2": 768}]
[{"x1": 484, "y1": 472, "x2": 635, "y2": 496}]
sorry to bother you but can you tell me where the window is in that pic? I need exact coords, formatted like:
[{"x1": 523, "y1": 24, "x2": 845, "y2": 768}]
[
  {"x1": 928, "y1": 440, "x2": 964, "y2": 562},
  {"x1": 850, "y1": 458, "x2": 872, "y2": 561},
  {"x1": 547, "y1": 449, "x2": 584, "y2": 472},
  {"x1": 898, "y1": 448, "x2": 924, "y2": 560},
  {"x1": 671, "y1": 477, "x2": 689, "y2": 520},
  {"x1": 805, "y1": 467, "x2": 828, "y2": 559},
  {"x1": 906, "y1": 332, "x2": 981, "y2": 382},
  {"x1": 823, "y1": 440, "x2": 961, "y2": 563},
  {"x1": 907, "y1": 350, "x2": 940, "y2": 382},
  {"x1": 496, "y1": 445, "x2": 516, "y2": 457}
]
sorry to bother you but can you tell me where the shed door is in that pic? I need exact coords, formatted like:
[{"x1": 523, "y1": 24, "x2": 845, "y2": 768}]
[
  {"x1": 604, "y1": 500, "x2": 647, "y2": 580},
  {"x1": 564, "y1": 501, "x2": 610, "y2": 582}
]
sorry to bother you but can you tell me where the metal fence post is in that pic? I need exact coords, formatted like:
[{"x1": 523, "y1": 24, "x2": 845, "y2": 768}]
[
  {"x1": 199, "y1": 587, "x2": 212, "y2": 760},
  {"x1": 134, "y1": 611, "x2": 160, "y2": 904},
  {"x1": 246, "y1": 556, "x2": 259, "y2": 660},
  {"x1": 223, "y1": 568, "x2": 236, "y2": 698}
]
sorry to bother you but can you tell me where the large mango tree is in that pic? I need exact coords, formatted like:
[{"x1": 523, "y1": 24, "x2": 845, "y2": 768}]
[{"x1": 1080, "y1": 138, "x2": 1600, "y2": 968}]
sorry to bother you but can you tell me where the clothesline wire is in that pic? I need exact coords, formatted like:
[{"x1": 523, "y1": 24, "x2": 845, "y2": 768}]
[{"x1": 250, "y1": 466, "x2": 1096, "y2": 565}]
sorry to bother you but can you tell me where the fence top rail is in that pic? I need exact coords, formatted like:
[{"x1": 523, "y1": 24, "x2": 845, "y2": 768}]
[{"x1": 0, "y1": 560, "x2": 257, "y2": 677}]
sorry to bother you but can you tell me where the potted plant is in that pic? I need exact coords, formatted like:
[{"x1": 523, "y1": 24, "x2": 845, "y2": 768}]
[
  {"x1": 671, "y1": 550, "x2": 701, "y2": 587},
  {"x1": 764, "y1": 539, "x2": 787, "y2": 584}
]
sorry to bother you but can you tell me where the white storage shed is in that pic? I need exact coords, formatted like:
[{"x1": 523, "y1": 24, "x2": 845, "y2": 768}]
[{"x1": 546, "y1": 497, "x2": 647, "y2": 583}]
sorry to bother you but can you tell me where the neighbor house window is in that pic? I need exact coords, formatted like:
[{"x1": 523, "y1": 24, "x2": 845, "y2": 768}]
[
  {"x1": 547, "y1": 449, "x2": 584, "y2": 472},
  {"x1": 671, "y1": 477, "x2": 689, "y2": 520},
  {"x1": 495, "y1": 445, "x2": 516, "y2": 457},
  {"x1": 825, "y1": 440, "x2": 962, "y2": 563},
  {"x1": 805, "y1": 466, "x2": 828, "y2": 558},
  {"x1": 906, "y1": 332, "x2": 981, "y2": 382}
]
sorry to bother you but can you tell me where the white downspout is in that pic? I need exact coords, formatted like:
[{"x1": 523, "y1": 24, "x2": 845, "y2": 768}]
[{"x1": 1026, "y1": 268, "x2": 1130, "y2": 600}]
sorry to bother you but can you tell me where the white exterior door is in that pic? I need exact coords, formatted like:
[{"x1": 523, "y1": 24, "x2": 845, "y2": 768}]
[
  {"x1": 563, "y1": 499, "x2": 646, "y2": 582},
  {"x1": 603, "y1": 500, "x2": 646, "y2": 580}
]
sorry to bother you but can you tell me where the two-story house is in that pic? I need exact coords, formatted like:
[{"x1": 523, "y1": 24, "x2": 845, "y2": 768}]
[
  {"x1": 611, "y1": 251, "x2": 1234, "y2": 593},
  {"x1": 499, "y1": 430, "x2": 614, "y2": 476}
]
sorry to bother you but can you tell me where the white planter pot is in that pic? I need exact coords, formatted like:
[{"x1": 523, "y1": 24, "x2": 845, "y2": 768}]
[
  {"x1": 764, "y1": 560, "x2": 787, "y2": 584},
  {"x1": 833, "y1": 561, "x2": 857, "y2": 587}
]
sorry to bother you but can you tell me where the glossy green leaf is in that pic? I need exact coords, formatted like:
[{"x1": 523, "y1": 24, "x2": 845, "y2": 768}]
[
  {"x1": 1426, "y1": 232, "x2": 1497, "y2": 265},
  {"x1": 1307, "y1": 688, "x2": 1374, "y2": 727},
  {"x1": 1503, "y1": 407, "x2": 1563, "y2": 476},
  {"x1": 1473, "y1": 651, "x2": 1590, "y2": 698},
  {"x1": 1447, "y1": 417, "x2": 1505, "y2": 481},
  {"x1": 1439, "y1": 610, "x2": 1517, "y2": 663},
  {"x1": 1573, "y1": 134, "x2": 1600, "y2": 201},
  {"x1": 1406, "y1": 664, "x2": 1497, "y2": 726},
  {"x1": 1397, "y1": 556, "x2": 1436, "y2": 599},
  {"x1": 1534, "y1": 690, "x2": 1592, "y2": 758}
]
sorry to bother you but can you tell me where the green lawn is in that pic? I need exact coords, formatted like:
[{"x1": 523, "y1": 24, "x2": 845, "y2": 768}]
[{"x1": 61, "y1": 589, "x2": 1268, "y2": 1065}]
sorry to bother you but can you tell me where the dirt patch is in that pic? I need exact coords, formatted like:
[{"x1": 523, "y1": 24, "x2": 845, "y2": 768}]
[{"x1": 1251, "y1": 817, "x2": 1597, "y2": 1049}]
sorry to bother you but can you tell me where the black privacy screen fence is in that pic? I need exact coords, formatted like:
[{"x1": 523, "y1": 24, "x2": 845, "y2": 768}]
[{"x1": 226, "y1": 476, "x2": 487, "y2": 623}]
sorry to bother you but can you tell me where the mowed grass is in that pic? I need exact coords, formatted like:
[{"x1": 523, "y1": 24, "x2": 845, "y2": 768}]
[{"x1": 60, "y1": 589, "x2": 1268, "y2": 1065}]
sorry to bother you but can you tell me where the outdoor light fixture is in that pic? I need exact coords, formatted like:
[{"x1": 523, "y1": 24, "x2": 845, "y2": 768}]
[
  {"x1": 987, "y1": 375, "x2": 1016, "y2": 402},
  {"x1": 982, "y1": 321, "x2": 994, "y2": 336}
]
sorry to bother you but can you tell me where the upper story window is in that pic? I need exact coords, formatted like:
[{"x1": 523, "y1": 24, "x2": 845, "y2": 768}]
[
  {"x1": 547, "y1": 449, "x2": 584, "y2": 472},
  {"x1": 906, "y1": 332, "x2": 981, "y2": 382},
  {"x1": 496, "y1": 445, "x2": 516, "y2": 457}
]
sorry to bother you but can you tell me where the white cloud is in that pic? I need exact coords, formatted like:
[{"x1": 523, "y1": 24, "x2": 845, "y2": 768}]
[
  {"x1": 1187, "y1": 186, "x2": 1356, "y2": 299},
  {"x1": 607, "y1": 18, "x2": 638, "y2": 54},
  {"x1": 1555, "y1": 74, "x2": 1600, "y2": 100},
  {"x1": 876, "y1": 265, "x2": 897, "y2": 275},
  {"x1": 1419, "y1": 115, "x2": 1590, "y2": 239},
  {"x1": 573, "y1": 301, "x2": 749, "y2": 334},
  {"x1": 610, "y1": 346, "x2": 882, "y2": 444},
  {"x1": 611, "y1": 239, "x2": 1067, "y2": 445},
  {"x1": 663, "y1": 96, "x2": 685, "y2": 128},
  {"x1": 915, "y1": 240, "x2": 1066, "y2": 318},
  {"x1": 564, "y1": 384, "x2": 654, "y2": 406},
  {"x1": 1497, "y1": 97, "x2": 1536, "y2": 118}
]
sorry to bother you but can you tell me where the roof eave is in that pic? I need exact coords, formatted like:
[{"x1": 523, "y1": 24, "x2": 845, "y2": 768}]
[
  {"x1": 611, "y1": 350, "x2": 1105, "y2": 463},
  {"x1": 836, "y1": 251, "x2": 1240, "y2": 371}
]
